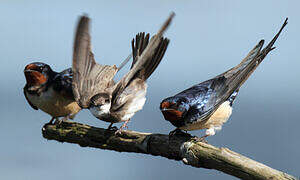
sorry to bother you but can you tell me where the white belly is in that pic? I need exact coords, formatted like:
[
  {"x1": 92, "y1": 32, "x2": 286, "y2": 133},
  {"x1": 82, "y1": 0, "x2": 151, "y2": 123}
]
[
  {"x1": 180, "y1": 101, "x2": 232, "y2": 131},
  {"x1": 120, "y1": 89, "x2": 147, "y2": 121}
]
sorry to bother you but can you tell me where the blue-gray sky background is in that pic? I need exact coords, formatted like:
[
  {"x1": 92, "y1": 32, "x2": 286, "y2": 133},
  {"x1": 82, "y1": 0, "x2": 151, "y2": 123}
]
[{"x1": 0, "y1": 0, "x2": 299, "y2": 179}]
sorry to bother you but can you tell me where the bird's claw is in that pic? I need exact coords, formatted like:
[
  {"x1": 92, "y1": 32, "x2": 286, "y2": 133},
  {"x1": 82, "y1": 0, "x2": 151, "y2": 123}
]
[
  {"x1": 108, "y1": 126, "x2": 118, "y2": 131},
  {"x1": 114, "y1": 129, "x2": 123, "y2": 135},
  {"x1": 55, "y1": 119, "x2": 62, "y2": 124},
  {"x1": 191, "y1": 136, "x2": 208, "y2": 143},
  {"x1": 114, "y1": 119, "x2": 130, "y2": 135},
  {"x1": 44, "y1": 117, "x2": 55, "y2": 126},
  {"x1": 114, "y1": 124, "x2": 128, "y2": 135},
  {"x1": 54, "y1": 116, "x2": 70, "y2": 127},
  {"x1": 169, "y1": 129, "x2": 193, "y2": 139}
]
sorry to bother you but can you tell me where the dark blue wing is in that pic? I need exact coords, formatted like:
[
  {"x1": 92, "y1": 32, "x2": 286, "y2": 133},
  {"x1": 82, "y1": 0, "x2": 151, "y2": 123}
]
[
  {"x1": 175, "y1": 77, "x2": 230, "y2": 124},
  {"x1": 52, "y1": 68, "x2": 74, "y2": 99}
]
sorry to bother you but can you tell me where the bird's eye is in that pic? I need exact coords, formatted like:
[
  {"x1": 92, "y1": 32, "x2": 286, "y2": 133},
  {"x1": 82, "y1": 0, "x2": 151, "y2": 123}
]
[{"x1": 105, "y1": 99, "x2": 110, "y2": 103}]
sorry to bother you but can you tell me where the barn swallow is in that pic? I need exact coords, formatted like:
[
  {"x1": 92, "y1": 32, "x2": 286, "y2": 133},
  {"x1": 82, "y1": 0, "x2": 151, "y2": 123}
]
[
  {"x1": 160, "y1": 18, "x2": 287, "y2": 139},
  {"x1": 23, "y1": 62, "x2": 81, "y2": 124},
  {"x1": 72, "y1": 13, "x2": 173, "y2": 133}
]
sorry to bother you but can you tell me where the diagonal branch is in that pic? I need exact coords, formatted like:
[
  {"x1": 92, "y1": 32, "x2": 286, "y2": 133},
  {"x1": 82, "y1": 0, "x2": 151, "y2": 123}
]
[{"x1": 42, "y1": 121, "x2": 297, "y2": 180}]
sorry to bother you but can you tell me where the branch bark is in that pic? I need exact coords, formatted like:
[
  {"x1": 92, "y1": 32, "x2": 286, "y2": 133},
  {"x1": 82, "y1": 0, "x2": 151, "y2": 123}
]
[{"x1": 42, "y1": 121, "x2": 297, "y2": 180}]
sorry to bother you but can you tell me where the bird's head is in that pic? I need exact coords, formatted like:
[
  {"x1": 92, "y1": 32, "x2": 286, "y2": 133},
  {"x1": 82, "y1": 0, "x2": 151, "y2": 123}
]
[
  {"x1": 89, "y1": 93, "x2": 111, "y2": 117},
  {"x1": 160, "y1": 97, "x2": 189, "y2": 122},
  {"x1": 24, "y1": 62, "x2": 53, "y2": 89}
]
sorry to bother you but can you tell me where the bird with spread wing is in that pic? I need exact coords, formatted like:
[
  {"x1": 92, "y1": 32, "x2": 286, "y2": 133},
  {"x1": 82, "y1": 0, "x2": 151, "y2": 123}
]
[{"x1": 72, "y1": 13, "x2": 174, "y2": 133}]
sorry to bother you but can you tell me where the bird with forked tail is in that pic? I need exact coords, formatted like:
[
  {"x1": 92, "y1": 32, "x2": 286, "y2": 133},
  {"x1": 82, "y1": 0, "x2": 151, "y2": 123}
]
[
  {"x1": 160, "y1": 18, "x2": 288, "y2": 140},
  {"x1": 72, "y1": 13, "x2": 174, "y2": 133}
]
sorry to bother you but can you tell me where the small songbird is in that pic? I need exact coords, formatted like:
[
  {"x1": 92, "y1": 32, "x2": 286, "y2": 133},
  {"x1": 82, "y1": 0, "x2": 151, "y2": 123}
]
[
  {"x1": 160, "y1": 18, "x2": 287, "y2": 139},
  {"x1": 23, "y1": 62, "x2": 81, "y2": 123},
  {"x1": 72, "y1": 14, "x2": 173, "y2": 133}
]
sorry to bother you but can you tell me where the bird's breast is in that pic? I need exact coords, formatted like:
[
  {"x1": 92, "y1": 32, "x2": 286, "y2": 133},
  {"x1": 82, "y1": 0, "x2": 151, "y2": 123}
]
[
  {"x1": 120, "y1": 91, "x2": 146, "y2": 121},
  {"x1": 115, "y1": 83, "x2": 147, "y2": 122},
  {"x1": 26, "y1": 87, "x2": 80, "y2": 117}
]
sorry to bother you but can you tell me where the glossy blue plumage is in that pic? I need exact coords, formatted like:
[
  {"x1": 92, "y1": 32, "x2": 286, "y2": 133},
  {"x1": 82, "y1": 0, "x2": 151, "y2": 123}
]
[
  {"x1": 160, "y1": 17, "x2": 287, "y2": 133},
  {"x1": 161, "y1": 76, "x2": 238, "y2": 127}
]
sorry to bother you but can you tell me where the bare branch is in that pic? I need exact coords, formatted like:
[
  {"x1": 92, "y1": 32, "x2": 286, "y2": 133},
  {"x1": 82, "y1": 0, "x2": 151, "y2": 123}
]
[{"x1": 42, "y1": 121, "x2": 297, "y2": 180}]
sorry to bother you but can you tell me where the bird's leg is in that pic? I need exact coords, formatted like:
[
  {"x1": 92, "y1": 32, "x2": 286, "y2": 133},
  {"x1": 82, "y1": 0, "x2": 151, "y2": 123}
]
[
  {"x1": 108, "y1": 122, "x2": 113, "y2": 129},
  {"x1": 53, "y1": 117, "x2": 62, "y2": 125},
  {"x1": 55, "y1": 115, "x2": 70, "y2": 125},
  {"x1": 55, "y1": 118, "x2": 63, "y2": 125},
  {"x1": 45, "y1": 117, "x2": 55, "y2": 126},
  {"x1": 192, "y1": 134, "x2": 208, "y2": 143},
  {"x1": 169, "y1": 128, "x2": 192, "y2": 138},
  {"x1": 49, "y1": 117, "x2": 55, "y2": 124},
  {"x1": 107, "y1": 123, "x2": 118, "y2": 131},
  {"x1": 115, "y1": 119, "x2": 130, "y2": 135},
  {"x1": 192, "y1": 128, "x2": 215, "y2": 143}
]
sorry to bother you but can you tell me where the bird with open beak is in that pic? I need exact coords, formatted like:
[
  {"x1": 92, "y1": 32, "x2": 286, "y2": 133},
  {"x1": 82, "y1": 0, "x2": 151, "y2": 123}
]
[
  {"x1": 72, "y1": 13, "x2": 173, "y2": 133},
  {"x1": 23, "y1": 63, "x2": 81, "y2": 123},
  {"x1": 160, "y1": 18, "x2": 287, "y2": 140}
]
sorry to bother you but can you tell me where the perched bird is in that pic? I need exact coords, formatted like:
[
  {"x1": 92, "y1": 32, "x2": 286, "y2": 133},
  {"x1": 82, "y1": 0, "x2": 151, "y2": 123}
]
[
  {"x1": 160, "y1": 18, "x2": 287, "y2": 139},
  {"x1": 23, "y1": 62, "x2": 81, "y2": 123},
  {"x1": 72, "y1": 14, "x2": 173, "y2": 133}
]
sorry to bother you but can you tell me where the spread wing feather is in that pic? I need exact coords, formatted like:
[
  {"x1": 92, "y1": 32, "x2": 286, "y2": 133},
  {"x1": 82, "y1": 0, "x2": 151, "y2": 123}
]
[
  {"x1": 52, "y1": 68, "x2": 74, "y2": 99},
  {"x1": 72, "y1": 16, "x2": 117, "y2": 108},
  {"x1": 111, "y1": 13, "x2": 174, "y2": 103}
]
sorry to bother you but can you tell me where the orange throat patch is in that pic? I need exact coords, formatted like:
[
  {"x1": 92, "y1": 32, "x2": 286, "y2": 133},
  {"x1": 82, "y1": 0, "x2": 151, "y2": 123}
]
[
  {"x1": 161, "y1": 101, "x2": 184, "y2": 121},
  {"x1": 161, "y1": 109, "x2": 183, "y2": 122},
  {"x1": 25, "y1": 71, "x2": 47, "y2": 86}
]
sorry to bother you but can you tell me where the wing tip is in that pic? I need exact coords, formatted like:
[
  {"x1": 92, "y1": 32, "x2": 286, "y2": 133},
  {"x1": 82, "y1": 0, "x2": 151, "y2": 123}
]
[
  {"x1": 258, "y1": 39, "x2": 265, "y2": 49},
  {"x1": 157, "y1": 12, "x2": 175, "y2": 37}
]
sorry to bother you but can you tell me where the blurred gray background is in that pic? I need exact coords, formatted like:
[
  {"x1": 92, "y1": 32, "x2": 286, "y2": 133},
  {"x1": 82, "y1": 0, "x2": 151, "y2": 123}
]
[{"x1": 0, "y1": 0, "x2": 299, "y2": 179}]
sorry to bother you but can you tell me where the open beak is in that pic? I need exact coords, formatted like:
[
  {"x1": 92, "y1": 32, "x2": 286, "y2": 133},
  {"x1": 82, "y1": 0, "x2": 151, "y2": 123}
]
[{"x1": 24, "y1": 69, "x2": 47, "y2": 86}]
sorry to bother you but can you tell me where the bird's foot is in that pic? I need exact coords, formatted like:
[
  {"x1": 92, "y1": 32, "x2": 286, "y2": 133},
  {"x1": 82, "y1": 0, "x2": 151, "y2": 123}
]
[
  {"x1": 169, "y1": 129, "x2": 193, "y2": 139},
  {"x1": 115, "y1": 119, "x2": 130, "y2": 135},
  {"x1": 54, "y1": 116, "x2": 70, "y2": 126},
  {"x1": 107, "y1": 123, "x2": 118, "y2": 131},
  {"x1": 191, "y1": 135, "x2": 208, "y2": 143},
  {"x1": 44, "y1": 117, "x2": 55, "y2": 126}
]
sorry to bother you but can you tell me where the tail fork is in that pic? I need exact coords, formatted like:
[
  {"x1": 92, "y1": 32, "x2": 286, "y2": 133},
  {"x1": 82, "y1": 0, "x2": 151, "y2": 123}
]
[{"x1": 131, "y1": 32, "x2": 170, "y2": 80}]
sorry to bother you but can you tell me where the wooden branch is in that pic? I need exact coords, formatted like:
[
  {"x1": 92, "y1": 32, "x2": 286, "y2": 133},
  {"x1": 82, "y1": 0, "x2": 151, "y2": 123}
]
[{"x1": 42, "y1": 121, "x2": 297, "y2": 180}]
